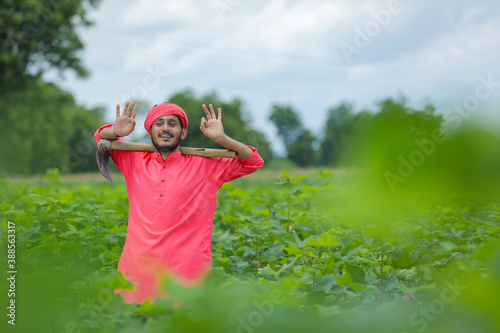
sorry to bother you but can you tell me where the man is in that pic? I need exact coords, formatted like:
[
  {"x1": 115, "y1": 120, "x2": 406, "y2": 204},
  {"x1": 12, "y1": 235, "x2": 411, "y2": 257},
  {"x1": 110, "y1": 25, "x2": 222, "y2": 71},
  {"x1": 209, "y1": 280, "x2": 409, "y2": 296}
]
[{"x1": 93, "y1": 101, "x2": 264, "y2": 304}]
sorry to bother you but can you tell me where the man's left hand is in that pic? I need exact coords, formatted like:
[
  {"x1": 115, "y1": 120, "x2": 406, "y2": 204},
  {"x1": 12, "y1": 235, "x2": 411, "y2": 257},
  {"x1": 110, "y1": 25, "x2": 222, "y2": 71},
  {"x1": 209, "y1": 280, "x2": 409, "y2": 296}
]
[{"x1": 200, "y1": 104, "x2": 226, "y2": 144}]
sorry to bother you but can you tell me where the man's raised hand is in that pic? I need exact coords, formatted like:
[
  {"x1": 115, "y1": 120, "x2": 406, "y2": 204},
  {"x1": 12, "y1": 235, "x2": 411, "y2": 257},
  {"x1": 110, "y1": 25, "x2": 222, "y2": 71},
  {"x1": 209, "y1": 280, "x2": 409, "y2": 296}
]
[
  {"x1": 114, "y1": 101, "x2": 136, "y2": 137},
  {"x1": 200, "y1": 104, "x2": 226, "y2": 144}
]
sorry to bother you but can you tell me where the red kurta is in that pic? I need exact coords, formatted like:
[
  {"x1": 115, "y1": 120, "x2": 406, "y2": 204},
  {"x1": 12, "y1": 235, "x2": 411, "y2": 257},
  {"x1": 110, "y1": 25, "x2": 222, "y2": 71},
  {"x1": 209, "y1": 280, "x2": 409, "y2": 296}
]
[{"x1": 94, "y1": 124, "x2": 264, "y2": 304}]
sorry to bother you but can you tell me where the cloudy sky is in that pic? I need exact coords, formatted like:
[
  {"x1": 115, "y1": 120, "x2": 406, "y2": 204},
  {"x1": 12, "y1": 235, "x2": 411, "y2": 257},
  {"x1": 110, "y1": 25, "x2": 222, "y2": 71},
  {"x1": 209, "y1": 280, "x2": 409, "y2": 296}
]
[{"x1": 49, "y1": 0, "x2": 500, "y2": 152}]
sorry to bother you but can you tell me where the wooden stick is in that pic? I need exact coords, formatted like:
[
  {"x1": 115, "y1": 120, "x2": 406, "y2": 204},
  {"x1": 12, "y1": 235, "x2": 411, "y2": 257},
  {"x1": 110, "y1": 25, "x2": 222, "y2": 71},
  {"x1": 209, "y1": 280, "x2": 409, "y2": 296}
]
[{"x1": 98, "y1": 139, "x2": 236, "y2": 158}]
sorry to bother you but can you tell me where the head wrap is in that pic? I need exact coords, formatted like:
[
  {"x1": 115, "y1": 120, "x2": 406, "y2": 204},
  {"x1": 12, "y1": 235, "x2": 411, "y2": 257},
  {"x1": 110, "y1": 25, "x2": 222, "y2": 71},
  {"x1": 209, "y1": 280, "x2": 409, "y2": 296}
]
[{"x1": 144, "y1": 103, "x2": 188, "y2": 132}]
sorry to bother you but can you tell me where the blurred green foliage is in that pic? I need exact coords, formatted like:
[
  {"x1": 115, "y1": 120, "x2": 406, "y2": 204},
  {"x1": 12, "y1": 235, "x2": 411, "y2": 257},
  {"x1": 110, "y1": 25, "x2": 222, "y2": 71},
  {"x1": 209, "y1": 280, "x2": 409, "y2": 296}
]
[
  {"x1": 0, "y1": 166, "x2": 499, "y2": 332},
  {"x1": 269, "y1": 104, "x2": 303, "y2": 144},
  {"x1": 320, "y1": 102, "x2": 356, "y2": 166},
  {"x1": 269, "y1": 104, "x2": 317, "y2": 167},
  {"x1": 0, "y1": 78, "x2": 105, "y2": 175},
  {"x1": 0, "y1": 0, "x2": 103, "y2": 176},
  {"x1": 264, "y1": 157, "x2": 298, "y2": 170}
]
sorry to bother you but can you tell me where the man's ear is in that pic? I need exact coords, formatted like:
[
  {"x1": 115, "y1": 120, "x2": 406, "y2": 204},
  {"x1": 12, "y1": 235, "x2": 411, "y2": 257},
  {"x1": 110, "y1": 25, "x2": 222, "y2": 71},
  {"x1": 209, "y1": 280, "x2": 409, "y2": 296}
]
[
  {"x1": 147, "y1": 130, "x2": 152, "y2": 139},
  {"x1": 181, "y1": 127, "x2": 187, "y2": 140}
]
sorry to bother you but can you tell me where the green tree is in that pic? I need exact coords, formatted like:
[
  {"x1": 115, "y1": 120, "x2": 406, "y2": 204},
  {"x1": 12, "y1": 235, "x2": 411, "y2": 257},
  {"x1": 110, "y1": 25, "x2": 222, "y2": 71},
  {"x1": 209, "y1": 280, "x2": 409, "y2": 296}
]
[
  {"x1": 287, "y1": 130, "x2": 317, "y2": 167},
  {"x1": 269, "y1": 104, "x2": 303, "y2": 144},
  {"x1": 361, "y1": 97, "x2": 442, "y2": 167},
  {"x1": 67, "y1": 105, "x2": 105, "y2": 173},
  {"x1": 0, "y1": 0, "x2": 103, "y2": 175},
  {"x1": 340, "y1": 97, "x2": 444, "y2": 187},
  {"x1": 269, "y1": 104, "x2": 318, "y2": 167},
  {"x1": 0, "y1": 79, "x2": 104, "y2": 175},
  {"x1": 0, "y1": 80, "x2": 103, "y2": 175},
  {"x1": 320, "y1": 103, "x2": 355, "y2": 166},
  {"x1": 0, "y1": 0, "x2": 101, "y2": 91}
]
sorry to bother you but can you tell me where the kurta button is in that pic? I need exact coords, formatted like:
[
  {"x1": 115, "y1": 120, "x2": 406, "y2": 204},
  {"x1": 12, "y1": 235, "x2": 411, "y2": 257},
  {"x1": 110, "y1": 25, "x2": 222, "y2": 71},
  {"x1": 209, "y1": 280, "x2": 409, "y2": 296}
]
[
  {"x1": 163, "y1": 166, "x2": 165, "y2": 169},
  {"x1": 160, "y1": 194, "x2": 163, "y2": 197},
  {"x1": 162, "y1": 179, "x2": 164, "y2": 182}
]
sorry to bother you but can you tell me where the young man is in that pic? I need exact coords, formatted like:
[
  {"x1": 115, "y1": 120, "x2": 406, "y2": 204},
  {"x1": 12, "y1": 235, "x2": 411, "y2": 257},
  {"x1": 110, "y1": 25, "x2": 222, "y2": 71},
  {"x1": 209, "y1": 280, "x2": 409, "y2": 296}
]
[{"x1": 94, "y1": 101, "x2": 264, "y2": 304}]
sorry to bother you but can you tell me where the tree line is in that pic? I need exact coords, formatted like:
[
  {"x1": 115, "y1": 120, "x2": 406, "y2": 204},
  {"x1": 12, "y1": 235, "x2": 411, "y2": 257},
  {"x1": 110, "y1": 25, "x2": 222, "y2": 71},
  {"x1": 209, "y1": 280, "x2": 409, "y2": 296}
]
[{"x1": 2, "y1": 0, "x2": 499, "y2": 182}]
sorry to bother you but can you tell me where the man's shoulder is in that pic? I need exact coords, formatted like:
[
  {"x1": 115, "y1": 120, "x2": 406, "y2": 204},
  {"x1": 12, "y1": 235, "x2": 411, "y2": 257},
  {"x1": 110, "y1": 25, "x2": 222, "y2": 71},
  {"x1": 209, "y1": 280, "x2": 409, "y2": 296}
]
[{"x1": 110, "y1": 149, "x2": 152, "y2": 160}]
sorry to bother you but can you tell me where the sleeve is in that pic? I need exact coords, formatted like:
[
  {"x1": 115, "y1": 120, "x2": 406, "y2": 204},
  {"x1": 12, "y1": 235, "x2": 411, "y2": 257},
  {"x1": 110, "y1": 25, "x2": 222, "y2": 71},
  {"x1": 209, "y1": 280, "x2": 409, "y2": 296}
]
[
  {"x1": 205, "y1": 146, "x2": 264, "y2": 188},
  {"x1": 94, "y1": 124, "x2": 134, "y2": 176}
]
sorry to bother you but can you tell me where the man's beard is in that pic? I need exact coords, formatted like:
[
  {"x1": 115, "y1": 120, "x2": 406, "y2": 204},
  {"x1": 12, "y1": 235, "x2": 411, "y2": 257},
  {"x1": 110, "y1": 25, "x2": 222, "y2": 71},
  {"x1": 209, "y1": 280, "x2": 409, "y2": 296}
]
[{"x1": 151, "y1": 134, "x2": 182, "y2": 153}]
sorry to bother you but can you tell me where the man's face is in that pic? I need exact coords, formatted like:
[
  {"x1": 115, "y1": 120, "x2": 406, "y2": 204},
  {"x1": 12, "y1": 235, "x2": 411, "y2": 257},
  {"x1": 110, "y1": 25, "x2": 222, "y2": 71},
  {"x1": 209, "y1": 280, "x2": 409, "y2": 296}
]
[{"x1": 147, "y1": 115, "x2": 187, "y2": 152}]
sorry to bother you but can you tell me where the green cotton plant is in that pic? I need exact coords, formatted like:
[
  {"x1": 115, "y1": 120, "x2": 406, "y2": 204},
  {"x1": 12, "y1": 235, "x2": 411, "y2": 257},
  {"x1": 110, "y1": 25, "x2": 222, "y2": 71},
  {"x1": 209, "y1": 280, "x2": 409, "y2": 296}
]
[
  {"x1": 271, "y1": 169, "x2": 317, "y2": 229},
  {"x1": 1, "y1": 166, "x2": 500, "y2": 332},
  {"x1": 213, "y1": 183, "x2": 288, "y2": 278}
]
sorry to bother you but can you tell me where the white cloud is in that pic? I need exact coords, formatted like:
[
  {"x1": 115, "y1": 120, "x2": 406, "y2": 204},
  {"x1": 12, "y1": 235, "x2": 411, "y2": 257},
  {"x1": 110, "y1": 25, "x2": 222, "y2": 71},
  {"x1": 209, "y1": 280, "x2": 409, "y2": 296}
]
[
  {"x1": 53, "y1": 0, "x2": 500, "y2": 146},
  {"x1": 416, "y1": 18, "x2": 500, "y2": 75},
  {"x1": 122, "y1": 0, "x2": 210, "y2": 29},
  {"x1": 119, "y1": 0, "x2": 354, "y2": 76}
]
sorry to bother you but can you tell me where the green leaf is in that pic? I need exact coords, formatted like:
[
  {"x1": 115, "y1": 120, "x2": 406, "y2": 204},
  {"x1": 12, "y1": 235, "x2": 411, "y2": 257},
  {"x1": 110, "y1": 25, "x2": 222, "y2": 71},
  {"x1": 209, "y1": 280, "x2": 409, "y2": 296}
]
[
  {"x1": 365, "y1": 285, "x2": 379, "y2": 295},
  {"x1": 390, "y1": 251, "x2": 420, "y2": 269},
  {"x1": 283, "y1": 243, "x2": 303, "y2": 255},
  {"x1": 345, "y1": 264, "x2": 365, "y2": 284},
  {"x1": 426, "y1": 231, "x2": 446, "y2": 240},
  {"x1": 317, "y1": 274, "x2": 337, "y2": 293},
  {"x1": 257, "y1": 208, "x2": 271, "y2": 216},
  {"x1": 439, "y1": 241, "x2": 458, "y2": 252},
  {"x1": 301, "y1": 184, "x2": 319, "y2": 194},
  {"x1": 334, "y1": 272, "x2": 366, "y2": 292},
  {"x1": 59, "y1": 191, "x2": 73, "y2": 204},
  {"x1": 260, "y1": 265, "x2": 277, "y2": 276},
  {"x1": 228, "y1": 187, "x2": 249, "y2": 199},
  {"x1": 305, "y1": 231, "x2": 341, "y2": 247},
  {"x1": 65, "y1": 222, "x2": 78, "y2": 233},
  {"x1": 229, "y1": 256, "x2": 250, "y2": 268},
  {"x1": 292, "y1": 175, "x2": 308, "y2": 184},
  {"x1": 392, "y1": 283, "x2": 421, "y2": 294},
  {"x1": 112, "y1": 225, "x2": 128, "y2": 234},
  {"x1": 25, "y1": 194, "x2": 48, "y2": 205},
  {"x1": 280, "y1": 231, "x2": 305, "y2": 248},
  {"x1": 135, "y1": 298, "x2": 168, "y2": 314},
  {"x1": 19, "y1": 225, "x2": 42, "y2": 241},
  {"x1": 239, "y1": 227, "x2": 256, "y2": 237},
  {"x1": 317, "y1": 255, "x2": 336, "y2": 272}
]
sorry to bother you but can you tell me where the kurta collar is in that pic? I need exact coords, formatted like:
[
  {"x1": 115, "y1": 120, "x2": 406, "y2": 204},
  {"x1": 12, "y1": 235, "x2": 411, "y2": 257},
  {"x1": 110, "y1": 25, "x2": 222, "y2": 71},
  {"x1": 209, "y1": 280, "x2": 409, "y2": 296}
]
[{"x1": 152, "y1": 150, "x2": 182, "y2": 163}]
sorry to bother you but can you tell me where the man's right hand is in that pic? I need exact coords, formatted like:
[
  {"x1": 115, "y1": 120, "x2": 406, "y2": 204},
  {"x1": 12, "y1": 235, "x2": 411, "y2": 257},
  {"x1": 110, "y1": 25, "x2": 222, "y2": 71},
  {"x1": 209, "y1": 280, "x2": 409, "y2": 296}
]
[{"x1": 114, "y1": 101, "x2": 136, "y2": 137}]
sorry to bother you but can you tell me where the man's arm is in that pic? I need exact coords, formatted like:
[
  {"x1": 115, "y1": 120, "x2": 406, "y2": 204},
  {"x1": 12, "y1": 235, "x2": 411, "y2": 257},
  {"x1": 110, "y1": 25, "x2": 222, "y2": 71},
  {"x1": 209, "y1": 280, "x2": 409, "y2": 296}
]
[
  {"x1": 100, "y1": 101, "x2": 137, "y2": 140},
  {"x1": 200, "y1": 104, "x2": 254, "y2": 159}
]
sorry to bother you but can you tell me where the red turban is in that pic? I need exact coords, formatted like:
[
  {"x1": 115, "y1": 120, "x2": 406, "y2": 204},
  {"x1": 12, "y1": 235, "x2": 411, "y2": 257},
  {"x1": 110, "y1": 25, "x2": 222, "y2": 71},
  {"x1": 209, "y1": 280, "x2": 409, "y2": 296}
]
[{"x1": 144, "y1": 103, "x2": 188, "y2": 132}]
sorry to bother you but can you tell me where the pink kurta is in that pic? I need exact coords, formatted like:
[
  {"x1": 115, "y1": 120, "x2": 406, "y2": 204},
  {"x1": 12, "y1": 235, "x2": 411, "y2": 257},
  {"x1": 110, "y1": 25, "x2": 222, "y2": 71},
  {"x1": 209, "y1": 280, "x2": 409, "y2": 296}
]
[{"x1": 94, "y1": 124, "x2": 264, "y2": 304}]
